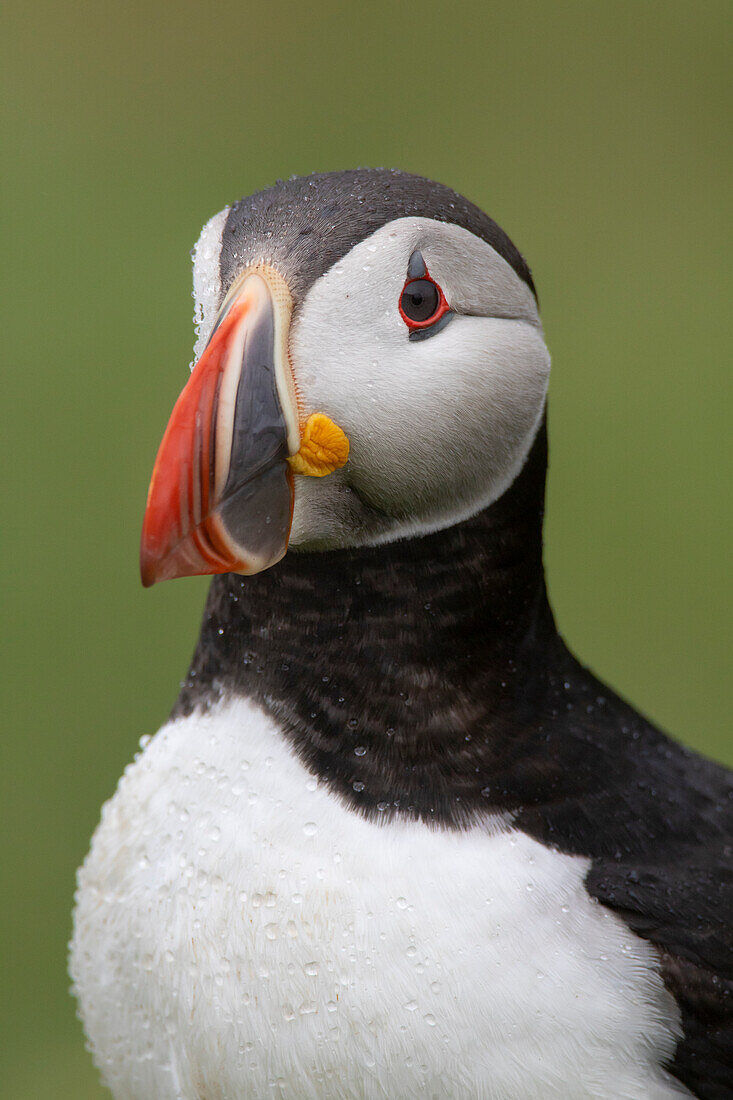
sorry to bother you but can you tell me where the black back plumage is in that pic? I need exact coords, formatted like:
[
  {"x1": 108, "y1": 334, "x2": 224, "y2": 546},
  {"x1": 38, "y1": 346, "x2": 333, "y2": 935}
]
[{"x1": 178, "y1": 171, "x2": 733, "y2": 1097}]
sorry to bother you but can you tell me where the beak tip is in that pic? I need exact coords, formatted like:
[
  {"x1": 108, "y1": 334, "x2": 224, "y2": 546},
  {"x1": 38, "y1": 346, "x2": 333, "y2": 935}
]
[{"x1": 139, "y1": 542, "x2": 159, "y2": 587}]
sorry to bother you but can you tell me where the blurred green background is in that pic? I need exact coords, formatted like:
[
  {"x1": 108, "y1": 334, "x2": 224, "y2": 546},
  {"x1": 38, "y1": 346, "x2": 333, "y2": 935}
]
[{"x1": 2, "y1": 0, "x2": 731, "y2": 1094}]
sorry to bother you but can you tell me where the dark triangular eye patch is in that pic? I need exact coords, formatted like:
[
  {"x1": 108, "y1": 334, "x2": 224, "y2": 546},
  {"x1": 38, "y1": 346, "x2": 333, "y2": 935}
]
[{"x1": 406, "y1": 250, "x2": 427, "y2": 280}]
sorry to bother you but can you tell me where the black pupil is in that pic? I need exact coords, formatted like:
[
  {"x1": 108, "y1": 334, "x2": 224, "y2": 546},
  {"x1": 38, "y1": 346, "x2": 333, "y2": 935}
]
[{"x1": 401, "y1": 279, "x2": 439, "y2": 323}]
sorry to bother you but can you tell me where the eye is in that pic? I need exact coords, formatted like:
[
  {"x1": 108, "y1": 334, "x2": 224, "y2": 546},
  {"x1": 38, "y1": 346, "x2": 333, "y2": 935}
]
[
  {"x1": 400, "y1": 279, "x2": 439, "y2": 322},
  {"x1": 398, "y1": 268, "x2": 451, "y2": 336}
]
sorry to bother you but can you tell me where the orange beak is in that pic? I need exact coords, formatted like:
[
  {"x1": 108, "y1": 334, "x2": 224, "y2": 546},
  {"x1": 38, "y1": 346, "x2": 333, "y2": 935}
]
[{"x1": 140, "y1": 266, "x2": 300, "y2": 586}]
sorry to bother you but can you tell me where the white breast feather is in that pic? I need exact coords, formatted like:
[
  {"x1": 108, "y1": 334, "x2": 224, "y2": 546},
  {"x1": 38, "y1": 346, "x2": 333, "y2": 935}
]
[{"x1": 70, "y1": 698, "x2": 691, "y2": 1099}]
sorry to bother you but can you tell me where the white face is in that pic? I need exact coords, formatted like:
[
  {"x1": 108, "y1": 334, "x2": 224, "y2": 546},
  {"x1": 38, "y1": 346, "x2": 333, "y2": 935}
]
[{"x1": 193, "y1": 214, "x2": 550, "y2": 552}]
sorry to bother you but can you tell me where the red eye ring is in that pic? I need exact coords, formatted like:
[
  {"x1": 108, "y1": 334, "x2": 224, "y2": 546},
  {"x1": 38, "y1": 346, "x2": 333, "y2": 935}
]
[{"x1": 398, "y1": 270, "x2": 451, "y2": 332}]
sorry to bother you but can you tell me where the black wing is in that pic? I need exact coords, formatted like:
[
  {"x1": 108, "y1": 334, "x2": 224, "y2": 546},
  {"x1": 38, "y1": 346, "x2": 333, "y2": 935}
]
[
  {"x1": 587, "y1": 818, "x2": 733, "y2": 1096},
  {"x1": 509, "y1": 648, "x2": 733, "y2": 1099}
]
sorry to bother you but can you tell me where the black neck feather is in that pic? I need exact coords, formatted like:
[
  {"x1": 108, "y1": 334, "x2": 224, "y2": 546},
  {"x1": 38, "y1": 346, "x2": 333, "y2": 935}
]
[{"x1": 176, "y1": 424, "x2": 564, "y2": 821}]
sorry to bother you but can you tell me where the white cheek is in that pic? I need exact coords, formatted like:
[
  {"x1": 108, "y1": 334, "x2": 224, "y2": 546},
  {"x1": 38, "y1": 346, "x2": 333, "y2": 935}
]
[
  {"x1": 296, "y1": 312, "x2": 549, "y2": 519},
  {"x1": 385, "y1": 319, "x2": 550, "y2": 507},
  {"x1": 288, "y1": 217, "x2": 550, "y2": 546}
]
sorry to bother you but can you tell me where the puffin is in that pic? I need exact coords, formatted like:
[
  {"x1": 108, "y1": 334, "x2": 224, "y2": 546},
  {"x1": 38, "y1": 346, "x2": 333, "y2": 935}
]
[{"x1": 70, "y1": 169, "x2": 733, "y2": 1100}]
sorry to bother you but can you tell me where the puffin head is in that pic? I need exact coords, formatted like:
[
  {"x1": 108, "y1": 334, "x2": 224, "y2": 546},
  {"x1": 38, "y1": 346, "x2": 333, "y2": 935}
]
[{"x1": 140, "y1": 169, "x2": 550, "y2": 585}]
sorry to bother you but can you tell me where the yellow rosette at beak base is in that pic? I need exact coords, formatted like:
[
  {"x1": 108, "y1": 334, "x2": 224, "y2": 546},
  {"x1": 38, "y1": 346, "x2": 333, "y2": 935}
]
[{"x1": 287, "y1": 413, "x2": 350, "y2": 477}]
